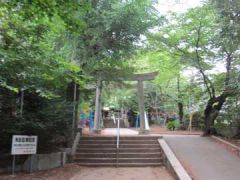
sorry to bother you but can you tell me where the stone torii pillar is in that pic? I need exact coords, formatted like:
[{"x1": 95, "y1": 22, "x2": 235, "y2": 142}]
[
  {"x1": 137, "y1": 80, "x2": 148, "y2": 134},
  {"x1": 131, "y1": 72, "x2": 158, "y2": 134},
  {"x1": 93, "y1": 79, "x2": 102, "y2": 133}
]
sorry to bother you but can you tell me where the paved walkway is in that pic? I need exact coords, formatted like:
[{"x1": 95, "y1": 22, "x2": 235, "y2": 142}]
[
  {"x1": 83, "y1": 127, "x2": 202, "y2": 136},
  {"x1": 101, "y1": 128, "x2": 139, "y2": 136},
  {"x1": 164, "y1": 135, "x2": 240, "y2": 180}
]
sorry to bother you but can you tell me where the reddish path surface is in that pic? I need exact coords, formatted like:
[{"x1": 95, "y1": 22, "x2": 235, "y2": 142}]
[{"x1": 164, "y1": 135, "x2": 240, "y2": 180}]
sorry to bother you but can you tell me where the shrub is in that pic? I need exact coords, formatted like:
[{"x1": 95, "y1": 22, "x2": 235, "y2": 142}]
[{"x1": 167, "y1": 121, "x2": 178, "y2": 131}]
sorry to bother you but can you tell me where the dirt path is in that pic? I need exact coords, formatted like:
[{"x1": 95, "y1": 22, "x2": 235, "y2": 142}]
[
  {"x1": 0, "y1": 164, "x2": 173, "y2": 180},
  {"x1": 71, "y1": 166, "x2": 173, "y2": 180}
]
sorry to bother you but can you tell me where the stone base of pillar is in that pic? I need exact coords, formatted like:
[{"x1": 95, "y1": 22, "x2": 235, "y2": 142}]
[
  {"x1": 91, "y1": 129, "x2": 102, "y2": 134},
  {"x1": 138, "y1": 129, "x2": 150, "y2": 135}
]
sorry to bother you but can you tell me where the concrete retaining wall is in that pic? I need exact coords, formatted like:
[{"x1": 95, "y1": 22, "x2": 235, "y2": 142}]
[
  {"x1": 0, "y1": 152, "x2": 67, "y2": 173},
  {"x1": 71, "y1": 132, "x2": 81, "y2": 156},
  {"x1": 212, "y1": 135, "x2": 240, "y2": 158},
  {"x1": 0, "y1": 132, "x2": 79, "y2": 174},
  {"x1": 158, "y1": 139, "x2": 192, "y2": 180},
  {"x1": 23, "y1": 152, "x2": 67, "y2": 171}
]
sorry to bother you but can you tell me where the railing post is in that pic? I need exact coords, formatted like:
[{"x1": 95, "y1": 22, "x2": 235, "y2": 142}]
[{"x1": 116, "y1": 117, "x2": 120, "y2": 168}]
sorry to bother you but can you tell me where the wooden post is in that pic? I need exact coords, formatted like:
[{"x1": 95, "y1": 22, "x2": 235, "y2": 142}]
[
  {"x1": 137, "y1": 81, "x2": 149, "y2": 134},
  {"x1": 72, "y1": 82, "x2": 77, "y2": 141},
  {"x1": 20, "y1": 88, "x2": 24, "y2": 117},
  {"x1": 93, "y1": 79, "x2": 102, "y2": 133},
  {"x1": 72, "y1": 82, "x2": 77, "y2": 131}
]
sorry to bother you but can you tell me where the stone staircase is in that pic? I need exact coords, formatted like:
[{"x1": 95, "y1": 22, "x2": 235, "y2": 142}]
[
  {"x1": 103, "y1": 118, "x2": 117, "y2": 128},
  {"x1": 74, "y1": 136, "x2": 163, "y2": 167},
  {"x1": 103, "y1": 118, "x2": 125, "y2": 128}
]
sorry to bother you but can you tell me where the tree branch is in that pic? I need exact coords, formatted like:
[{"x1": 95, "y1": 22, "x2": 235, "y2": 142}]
[
  {"x1": 224, "y1": 52, "x2": 232, "y2": 88},
  {"x1": 195, "y1": 21, "x2": 215, "y2": 98}
]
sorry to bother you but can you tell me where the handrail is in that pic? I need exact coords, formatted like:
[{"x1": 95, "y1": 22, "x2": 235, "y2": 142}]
[
  {"x1": 116, "y1": 117, "x2": 120, "y2": 167},
  {"x1": 116, "y1": 118, "x2": 120, "y2": 149},
  {"x1": 112, "y1": 113, "x2": 120, "y2": 167}
]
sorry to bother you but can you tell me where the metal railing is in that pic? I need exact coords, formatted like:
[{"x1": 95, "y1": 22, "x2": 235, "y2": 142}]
[
  {"x1": 116, "y1": 117, "x2": 120, "y2": 167},
  {"x1": 116, "y1": 117, "x2": 120, "y2": 149},
  {"x1": 112, "y1": 114, "x2": 120, "y2": 167}
]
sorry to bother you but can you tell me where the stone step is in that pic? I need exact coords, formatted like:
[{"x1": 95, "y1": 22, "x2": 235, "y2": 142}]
[
  {"x1": 75, "y1": 136, "x2": 163, "y2": 167},
  {"x1": 103, "y1": 119, "x2": 125, "y2": 128},
  {"x1": 74, "y1": 158, "x2": 162, "y2": 163},
  {"x1": 76, "y1": 148, "x2": 161, "y2": 153},
  {"x1": 79, "y1": 140, "x2": 158, "y2": 144},
  {"x1": 79, "y1": 139, "x2": 117, "y2": 144},
  {"x1": 75, "y1": 152, "x2": 162, "y2": 158},
  {"x1": 76, "y1": 162, "x2": 163, "y2": 167},
  {"x1": 103, "y1": 120, "x2": 117, "y2": 128},
  {"x1": 121, "y1": 136, "x2": 162, "y2": 140},
  {"x1": 78, "y1": 144, "x2": 159, "y2": 148},
  {"x1": 81, "y1": 136, "x2": 162, "y2": 141}
]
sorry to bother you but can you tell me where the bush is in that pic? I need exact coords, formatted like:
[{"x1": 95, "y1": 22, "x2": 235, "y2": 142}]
[
  {"x1": 167, "y1": 121, "x2": 178, "y2": 131},
  {"x1": 178, "y1": 123, "x2": 187, "y2": 130}
]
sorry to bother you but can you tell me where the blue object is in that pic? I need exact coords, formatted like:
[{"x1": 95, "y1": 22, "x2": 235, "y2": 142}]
[
  {"x1": 89, "y1": 111, "x2": 94, "y2": 129},
  {"x1": 135, "y1": 114, "x2": 139, "y2": 128},
  {"x1": 80, "y1": 112, "x2": 86, "y2": 128}
]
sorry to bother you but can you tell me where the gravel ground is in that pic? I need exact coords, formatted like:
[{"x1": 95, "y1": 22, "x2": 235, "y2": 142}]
[{"x1": 0, "y1": 164, "x2": 173, "y2": 180}]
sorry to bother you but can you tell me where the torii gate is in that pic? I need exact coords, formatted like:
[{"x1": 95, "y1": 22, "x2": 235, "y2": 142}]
[{"x1": 93, "y1": 71, "x2": 159, "y2": 134}]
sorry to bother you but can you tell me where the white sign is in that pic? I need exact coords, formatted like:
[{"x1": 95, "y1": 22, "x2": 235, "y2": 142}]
[{"x1": 11, "y1": 135, "x2": 37, "y2": 155}]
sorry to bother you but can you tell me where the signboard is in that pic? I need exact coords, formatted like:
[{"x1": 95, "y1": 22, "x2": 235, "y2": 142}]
[{"x1": 11, "y1": 135, "x2": 37, "y2": 155}]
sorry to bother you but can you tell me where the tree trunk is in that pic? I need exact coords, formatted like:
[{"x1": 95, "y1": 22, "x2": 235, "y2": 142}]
[
  {"x1": 66, "y1": 81, "x2": 80, "y2": 135},
  {"x1": 155, "y1": 108, "x2": 160, "y2": 123},
  {"x1": 203, "y1": 94, "x2": 227, "y2": 136},
  {"x1": 204, "y1": 110, "x2": 218, "y2": 135},
  {"x1": 178, "y1": 102, "x2": 184, "y2": 124},
  {"x1": 177, "y1": 75, "x2": 184, "y2": 124}
]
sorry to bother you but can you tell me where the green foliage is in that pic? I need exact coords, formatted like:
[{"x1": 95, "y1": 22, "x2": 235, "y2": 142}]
[
  {"x1": 0, "y1": 1, "x2": 89, "y2": 154},
  {"x1": 167, "y1": 121, "x2": 178, "y2": 131},
  {"x1": 102, "y1": 82, "x2": 137, "y2": 110},
  {"x1": 0, "y1": 0, "x2": 160, "y2": 154},
  {"x1": 70, "y1": 0, "x2": 159, "y2": 73},
  {"x1": 215, "y1": 95, "x2": 240, "y2": 137},
  {"x1": 144, "y1": 2, "x2": 240, "y2": 135},
  {"x1": 0, "y1": 89, "x2": 73, "y2": 153},
  {"x1": 0, "y1": 1, "x2": 88, "y2": 97},
  {"x1": 148, "y1": 4, "x2": 219, "y2": 73}
]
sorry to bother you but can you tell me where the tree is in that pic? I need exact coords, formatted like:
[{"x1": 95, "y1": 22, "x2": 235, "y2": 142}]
[
  {"x1": 66, "y1": 0, "x2": 159, "y2": 72},
  {"x1": 0, "y1": 0, "x2": 90, "y2": 153},
  {"x1": 0, "y1": 0, "x2": 160, "y2": 153},
  {"x1": 148, "y1": 3, "x2": 240, "y2": 135},
  {"x1": 0, "y1": 0, "x2": 88, "y2": 96},
  {"x1": 132, "y1": 49, "x2": 187, "y2": 124},
  {"x1": 63, "y1": 0, "x2": 160, "y2": 132}
]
